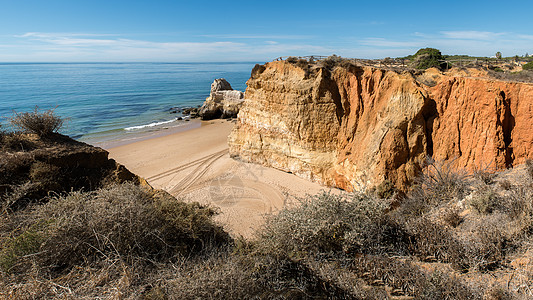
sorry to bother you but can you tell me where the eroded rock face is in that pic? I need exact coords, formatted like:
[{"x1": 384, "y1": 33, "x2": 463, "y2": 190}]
[
  {"x1": 229, "y1": 61, "x2": 533, "y2": 191},
  {"x1": 199, "y1": 78, "x2": 244, "y2": 120}
]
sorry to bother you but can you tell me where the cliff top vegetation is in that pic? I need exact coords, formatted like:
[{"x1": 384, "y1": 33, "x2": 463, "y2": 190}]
[{"x1": 282, "y1": 48, "x2": 533, "y2": 83}]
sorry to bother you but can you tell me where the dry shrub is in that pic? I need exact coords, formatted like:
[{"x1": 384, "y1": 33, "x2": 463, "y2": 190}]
[
  {"x1": 417, "y1": 269, "x2": 482, "y2": 300},
  {"x1": 415, "y1": 158, "x2": 470, "y2": 202},
  {"x1": 0, "y1": 132, "x2": 35, "y2": 152},
  {"x1": 373, "y1": 179, "x2": 397, "y2": 199},
  {"x1": 526, "y1": 159, "x2": 533, "y2": 181},
  {"x1": 470, "y1": 188, "x2": 501, "y2": 214},
  {"x1": 483, "y1": 285, "x2": 513, "y2": 300},
  {"x1": 0, "y1": 257, "x2": 147, "y2": 299},
  {"x1": 501, "y1": 185, "x2": 533, "y2": 237},
  {"x1": 285, "y1": 56, "x2": 298, "y2": 63},
  {"x1": 499, "y1": 179, "x2": 512, "y2": 190},
  {"x1": 473, "y1": 165, "x2": 496, "y2": 185},
  {"x1": 407, "y1": 215, "x2": 508, "y2": 272},
  {"x1": 259, "y1": 191, "x2": 408, "y2": 257},
  {"x1": 0, "y1": 183, "x2": 229, "y2": 276},
  {"x1": 441, "y1": 206, "x2": 463, "y2": 227},
  {"x1": 8, "y1": 106, "x2": 65, "y2": 137},
  {"x1": 348, "y1": 255, "x2": 482, "y2": 299},
  {"x1": 321, "y1": 54, "x2": 343, "y2": 69},
  {"x1": 398, "y1": 158, "x2": 470, "y2": 220},
  {"x1": 407, "y1": 217, "x2": 467, "y2": 267},
  {"x1": 488, "y1": 69, "x2": 533, "y2": 83},
  {"x1": 1, "y1": 182, "x2": 39, "y2": 213},
  {"x1": 162, "y1": 252, "x2": 364, "y2": 299}
]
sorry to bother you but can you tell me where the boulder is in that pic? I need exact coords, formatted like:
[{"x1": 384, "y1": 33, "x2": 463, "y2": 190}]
[{"x1": 199, "y1": 78, "x2": 244, "y2": 120}]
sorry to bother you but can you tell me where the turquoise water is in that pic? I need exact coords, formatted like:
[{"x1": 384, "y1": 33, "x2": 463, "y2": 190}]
[{"x1": 0, "y1": 62, "x2": 256, "y2": 144}]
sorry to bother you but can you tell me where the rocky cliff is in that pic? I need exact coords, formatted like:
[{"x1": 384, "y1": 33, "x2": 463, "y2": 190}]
[{"x1": 228, "y1": 61, "x2": 533, "y2": 191}]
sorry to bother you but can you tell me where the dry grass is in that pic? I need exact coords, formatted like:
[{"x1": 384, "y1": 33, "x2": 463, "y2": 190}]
[{"x1": 8, "y1": 106, "x2": 66, "y2": 137}]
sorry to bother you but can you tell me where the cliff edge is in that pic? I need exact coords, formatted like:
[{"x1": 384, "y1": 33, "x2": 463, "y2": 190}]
[{"x1": 229, "y1": 60, "x2": 533, "y2": 191}]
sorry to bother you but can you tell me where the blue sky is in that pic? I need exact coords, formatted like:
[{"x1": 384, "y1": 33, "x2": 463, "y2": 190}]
[{"x1": 1, "y1": 0, "x2": 532, "y2": 62}]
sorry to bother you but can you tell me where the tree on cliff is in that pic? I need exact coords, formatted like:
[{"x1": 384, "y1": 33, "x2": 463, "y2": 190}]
[
  {"x1": 410, "y1": 48, "x2": 447, "y2": 70},
  {"x1": 523, "y1": 61, "x2": 533, "y2": 70}
]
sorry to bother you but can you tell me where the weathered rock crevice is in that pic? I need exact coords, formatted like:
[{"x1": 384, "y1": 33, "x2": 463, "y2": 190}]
[{"x1": 421, "y1": 97, "x2": 438, "y2": 157}]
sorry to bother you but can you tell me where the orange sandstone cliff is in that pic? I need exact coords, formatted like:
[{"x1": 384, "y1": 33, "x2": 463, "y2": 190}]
[{"x1": 228, "y1": 61, "x2": 533, "y2": 191}]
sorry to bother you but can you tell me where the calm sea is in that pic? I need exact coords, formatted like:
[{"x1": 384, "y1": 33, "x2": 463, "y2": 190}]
[{"x1": 0, "y1": 62, "x2": 256, "y2": 145}]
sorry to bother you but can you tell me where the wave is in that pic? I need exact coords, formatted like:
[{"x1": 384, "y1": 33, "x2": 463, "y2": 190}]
[{"x1": 124, "y1": 117, "x2": 188, "y2": 131}]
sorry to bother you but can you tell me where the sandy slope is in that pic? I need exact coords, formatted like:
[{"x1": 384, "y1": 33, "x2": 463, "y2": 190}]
[{"x1": 108, "y1": 120, "x2": 330, "y2": 238}]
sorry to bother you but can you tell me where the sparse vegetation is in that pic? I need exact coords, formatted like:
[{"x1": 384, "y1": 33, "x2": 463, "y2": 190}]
[
  {"x1": 2, "y1": 109, "x2": 533, "y2": 298},
  {"x1": 8, "y1": 106, "x2": 66, "y2": 137}
]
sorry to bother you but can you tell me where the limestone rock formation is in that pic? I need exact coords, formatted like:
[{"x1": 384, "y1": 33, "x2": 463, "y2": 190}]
[
  {"x1": 199, "y1": 78, "x2": 244, "y2": 120},
  {"x1": 228, "y1": 61, "x2": 533, "y2": 191}
]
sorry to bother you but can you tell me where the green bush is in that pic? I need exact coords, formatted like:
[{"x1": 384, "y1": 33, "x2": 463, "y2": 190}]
[
  {"x1": 523, "y1": 61, "x2": 533, "y2": 70},
  {"x1": 8, "y1": 106, "x2": 65, "y2": 137},
  {"x1": 411, "y1": 48, "x2": 446, "y2": 70},
  {"x1": 0, "y1": 228, "x2": 44, "y2": 273}
]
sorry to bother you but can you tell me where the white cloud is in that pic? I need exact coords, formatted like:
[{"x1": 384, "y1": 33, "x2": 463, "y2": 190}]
[
  {"x1": 4, "y1": 32, "x2": 332, "y2": 62},
  {"x1": 16, "y1": 32, "x2": 120, "y2": 38},
  {"x1": 5, "y1": 30, "x2": 533, "y2": 62},
  {"x1": 200, "y1": 34, "x2": 312, "y2": 39},
  {"x1": 440, "y1": 31, "x2": 505, "y2": 40},
  {"x1": 354, "y1": 31, "x2": 533, "y2": 58}
]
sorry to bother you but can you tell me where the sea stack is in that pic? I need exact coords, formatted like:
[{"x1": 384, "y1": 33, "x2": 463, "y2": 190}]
[{"x1": 199, "y1": 78, "x2": 244, "y2": 120}]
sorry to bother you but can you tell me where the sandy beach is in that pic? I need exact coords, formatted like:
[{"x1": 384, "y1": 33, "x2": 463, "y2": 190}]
[{"x1": 108, "y1": 119, "x2": 330, "y2": 238}]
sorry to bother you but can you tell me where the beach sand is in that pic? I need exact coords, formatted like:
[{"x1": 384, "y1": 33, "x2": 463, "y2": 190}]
[{"x1": 108, "y1": 119, "x2": 330, "y2": 238}]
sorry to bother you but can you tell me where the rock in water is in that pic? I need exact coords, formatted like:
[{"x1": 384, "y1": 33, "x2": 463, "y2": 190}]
[{"x1": 199, "y1": 78, "x2": 244, "y2": 120}]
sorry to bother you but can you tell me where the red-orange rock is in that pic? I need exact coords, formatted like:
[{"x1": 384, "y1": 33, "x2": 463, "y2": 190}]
[{"x1": 228, "y1": 61, "x2": 533, "y2": 191}]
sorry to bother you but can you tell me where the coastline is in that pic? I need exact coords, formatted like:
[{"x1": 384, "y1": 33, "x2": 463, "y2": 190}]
[
  {"x1": 83, "y1": 119, "x2": 203, "y2": 149},
  {"x1": 107, "y1": 119, "x2": 331, "y2": 238}
]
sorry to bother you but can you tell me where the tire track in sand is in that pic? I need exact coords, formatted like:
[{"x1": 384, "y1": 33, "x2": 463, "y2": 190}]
[
  {"x1": 160, "y1": 149, "x2": 228, "y2": 195},
  {"x1": 146, "y1": 149, "x2": 228, "y2": 182}
]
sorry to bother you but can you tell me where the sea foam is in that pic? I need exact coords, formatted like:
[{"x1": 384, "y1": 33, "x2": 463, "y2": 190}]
[{"x1": 124, "y1": 117, "x2": 185, "y2": 131}]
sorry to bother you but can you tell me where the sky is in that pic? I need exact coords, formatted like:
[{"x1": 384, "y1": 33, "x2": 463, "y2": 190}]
[{"x1": 1, "y1": 0, "x2": 532, "y2": 62}]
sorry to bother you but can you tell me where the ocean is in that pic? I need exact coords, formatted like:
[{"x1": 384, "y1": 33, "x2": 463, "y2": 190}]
[{"x1": 0, "y1": 62, "x2": 256, "y2": 146}]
